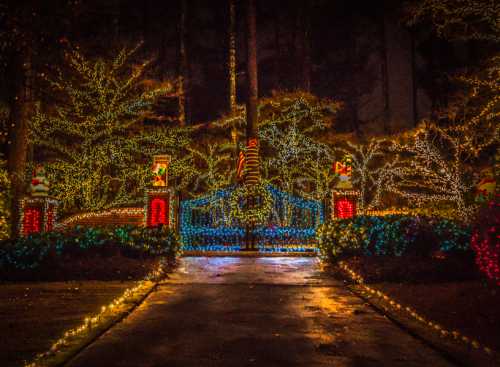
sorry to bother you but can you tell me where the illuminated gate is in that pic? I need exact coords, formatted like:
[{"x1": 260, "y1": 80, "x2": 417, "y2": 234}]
[{"x1": 180, "y1": 185, "x2": 324, "y2": 252}]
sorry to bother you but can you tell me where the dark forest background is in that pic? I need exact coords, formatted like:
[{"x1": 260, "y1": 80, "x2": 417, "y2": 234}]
[{"x1": 1, "y1": 0, "x2": 493, "y2": 151}]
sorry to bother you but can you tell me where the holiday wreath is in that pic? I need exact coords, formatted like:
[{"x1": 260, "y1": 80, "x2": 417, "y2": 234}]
[{"x1": 230, "y1": 183, "x2": 273, "y2": 226}]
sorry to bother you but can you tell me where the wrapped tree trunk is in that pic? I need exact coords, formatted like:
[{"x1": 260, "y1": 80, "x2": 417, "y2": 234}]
[
  {"x1": 244, "y1": 0, "x2": 259, "y2": 250},
  {"x1": 178, "y1": 0, "x2": 191, "y2": 126},
  {"x1": 379, "y1": 11, "x2": 391, "y2": 134},
  {"x1": 228, "y1": 0, "x2": 237, "y2": 113}
]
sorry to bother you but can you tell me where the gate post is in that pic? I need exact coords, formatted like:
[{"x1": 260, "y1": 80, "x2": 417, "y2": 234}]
[
  {"x1": 19, "y1": 164, "x2": 59, "y2": 236},
  {"x1": 332, "y1": 154, "x2": 359, "y2": 219},
  {"x1": 331, "y1": 189, "x2": 359, "y2": 219},
  {"x1": 144, "y1": 155, "x2": 174, "y2": 228}
]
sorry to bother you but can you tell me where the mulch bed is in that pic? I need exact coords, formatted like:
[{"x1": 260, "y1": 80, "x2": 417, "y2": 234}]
[
  {"x1": 343, "y1": 254, "x2": 480, "y2": 283},
  {"x1": 0, "y1": 255, "x2": 166, "y2": 366},
  {"x1": 341, "y1": 256, "x2": 500, "y2": 352},
  {"x1": 0, "y1": 281, "x2": 137, "y2": 367},
  {"x1": 1, "y1": 254, "x2": 159, "y2": 281}
]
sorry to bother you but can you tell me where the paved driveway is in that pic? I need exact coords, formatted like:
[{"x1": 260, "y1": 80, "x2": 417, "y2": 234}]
[{"x1": 67, "y1": 257, "x2": 453, "y2": 367}]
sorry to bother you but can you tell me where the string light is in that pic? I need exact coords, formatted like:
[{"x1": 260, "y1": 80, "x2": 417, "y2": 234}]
[
  {"x1": 19, "y1": 197, "x2": 59, "y2": 236},
  {"x1": 24, "y1": 259, "x2": 169, "y2": 367},
  {"x1": 181, "y1": 184, "x2": 323, "y2": 250},
  {"x1": 55, "y1": 207, "x2": 144, "y2": 230},
  {"x1": 23, "y1": 208, "x2": 41, "y2": 235},
  {"x1": 148, "y1": 198, "x2": 168, "y2": 226},
  {"x1": 0, "y1": 158, "x2": 9, "y2": 240},
  {"x1": 335, "y1": 198, "x2": 355, "y2": 219},
  {"x1": 331, "y1": 189, "x2": 359, "y2": 220},
  {"x1": 144, "y1": 187, "x2": 174, "y2": 229},
  {"x1": 338, "y1": 261, "x2": 496, "y2": 358},
  {"x1": 243, "y1": 138, "x2": 260, "y2": 185},
  {"x1": 28, "y1": 44, "x2": 189, "y2": 215},
  {"x1": 471, "y1": 200, "x2": 500, "y2": 286},
  {"x1": 318, "y1": 215, "x2": 470, "y2": 258}
]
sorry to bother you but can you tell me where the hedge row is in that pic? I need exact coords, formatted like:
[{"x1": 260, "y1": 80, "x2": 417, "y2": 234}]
[
  {"x1": 0, "y1": 225, "x2": 180, "y2": 271},
  {"x1": 317, "y1": 215, "x2": 471, "y2": 261}
]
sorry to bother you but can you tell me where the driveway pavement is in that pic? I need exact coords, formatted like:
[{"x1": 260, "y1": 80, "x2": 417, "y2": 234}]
[{"x1": 67, "y1": 257, "x2": 453, "y2": 367}]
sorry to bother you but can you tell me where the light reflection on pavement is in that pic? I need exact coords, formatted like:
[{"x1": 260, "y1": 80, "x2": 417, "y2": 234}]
[
  {"x1": 163, "y1": 256, "x2": 334, "y2": 285},
  {"x1": 67, "y1": 257, "x2": 454, "y2": 367}
]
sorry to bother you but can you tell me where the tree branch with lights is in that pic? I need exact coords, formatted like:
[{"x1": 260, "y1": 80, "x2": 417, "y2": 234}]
[{"x1": 29, "y1": 45, "x2": 191, "y2": 214}]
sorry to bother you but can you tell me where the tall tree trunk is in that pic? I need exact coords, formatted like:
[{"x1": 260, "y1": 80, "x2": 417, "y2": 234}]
[
  {"x1": 178, "y1": 0, "x2": 191, "y2": 126},
  {"x1": 296, "y1": 2, "x2": 311, "y2": 92},
  {"x1": 379, "y1": 12, "x2": 391, "y2": 134},
  {"x1": 429, "y1": 38, "x2": 438, "y2": 120},
  {"x1": 245, "y1": 0, "x2": 259, "y2": 250},
  {"x1": 348, "y1": 33, "x2": 361, "y2": 135},
  {"x1": 142, "y1": 0, "x2": 151, "y2": 45},
  {"x1": 7, "y1": 47, "x2": 33, "y2": 237},
  {"x1": 246, "y1": 0, "x2": 258, "y2": 142},
  {"x1": 273, "y1": 15, "x2": 281, "y2": 89},
  {"x1": 112, "y1": 0, "x2": 122, "y2": 43},
  {"x1": 228, "y1": 0, "x2": 237, "y2": 112},
  {"x1": 410, "y1": 29, "x2": 418, "y2": 126},
  {"x1": 228, "y1": 0, "x2": 239, "y2": 174}
]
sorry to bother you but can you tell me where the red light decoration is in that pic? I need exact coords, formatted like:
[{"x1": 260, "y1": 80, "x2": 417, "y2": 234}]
[
  {"x1": 335, "y1": 197, "x2": 355, "y2": 219},
  {"x1": 472, "y1": 226, "x2": 500, "y2": 286},
  {"x1": 471, "y1": 199, "x2": 500, "y2": 286},
  {"x1": 45, "y1": 205, "x2": 54, "y2": 231},
  {"x1": 23, "y1": 207, "x2": 42, "y2": 235},
  {"x1": 148, "y1": 197, "x2": 168, "y2": 226}
]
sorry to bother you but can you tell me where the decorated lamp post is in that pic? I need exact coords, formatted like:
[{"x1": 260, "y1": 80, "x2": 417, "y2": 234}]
[
  {"x1": 19, "y1": 165, "x2": 59, "y2": 236},
  {"x1": 144, "y1": 155, "x2": 175, "y2": 228},
  {"x1": 332, "y1": 155, "x2": 359, "y2": 219}
]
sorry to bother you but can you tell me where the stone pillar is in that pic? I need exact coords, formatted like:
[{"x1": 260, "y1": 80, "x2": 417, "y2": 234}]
[{"x1": 145, "y1": 155, "x2": 174, "y2": 228}]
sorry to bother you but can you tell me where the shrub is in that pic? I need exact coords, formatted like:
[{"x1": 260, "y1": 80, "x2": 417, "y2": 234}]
[
  {"x1": 471, "y1": 199, "x2": 500, "y2": 286},
  {"x1": 0, "y1": 225, "x2": 180, "y2": 271},
  {"x1": 317, "y1": 215, "x2": 471, "y2": 261}
]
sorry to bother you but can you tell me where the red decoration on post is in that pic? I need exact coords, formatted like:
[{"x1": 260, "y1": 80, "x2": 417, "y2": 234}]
[
  {"x1": 45, "y1": 205, "x2": 54, "y2": 231},
  {"x1": 148, "y1": 197, "x2": 168, "y2": 226},
  {"x1": 335, "y1": 197, "x2": 356, "y2": 219},
  {"x1": 23, "y1": 207, "x2": 42, "y2": 235}
]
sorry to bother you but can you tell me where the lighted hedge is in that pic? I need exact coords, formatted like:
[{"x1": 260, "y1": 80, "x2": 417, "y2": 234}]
[
  {"x1": 471, "y1": 200, "x2": 500, "y2": 286},
  {"x1": 317, "y1": 215, "x2": 471, "y2": 261},
  {"x1": 0, "y1": 225, "x2": 180, "y2": 271},
  {"x1": 0, "y1": 159, "x2": 10, "y2": 240}
]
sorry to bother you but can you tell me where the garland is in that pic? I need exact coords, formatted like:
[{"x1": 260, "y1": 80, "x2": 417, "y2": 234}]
[{"x1": 230, "y1": 183, "x2": 273, "y2": 226}]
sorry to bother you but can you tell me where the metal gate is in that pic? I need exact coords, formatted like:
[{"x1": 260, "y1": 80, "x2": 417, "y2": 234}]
[{"x1": 180, "y1": 185, "x2": 324, "y2": 252}]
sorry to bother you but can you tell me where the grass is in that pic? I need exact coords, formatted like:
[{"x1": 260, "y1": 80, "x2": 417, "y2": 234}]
[
  {"x1": 339, "y1": 255, "x2": 500, "y2": 366},
  {"x1": 374, "y1": 281, "x2": 500, "y2": 351},
  {"x1": 0, "y1": 281, "x2": 136, "y2": 367}
]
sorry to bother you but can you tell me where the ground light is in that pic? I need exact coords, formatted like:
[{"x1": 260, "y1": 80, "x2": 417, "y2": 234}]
[
  {"x1": 24, "y1": 260, "x2": 167, "y2": 367},
  {"x1": 338, "y1": 261, "x2": 495, "y2": 357}
]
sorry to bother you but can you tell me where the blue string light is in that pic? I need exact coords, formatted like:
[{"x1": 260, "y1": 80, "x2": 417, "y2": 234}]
[{"x1": 180, "y1": 184, "x2": 324, "y2": 251}]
